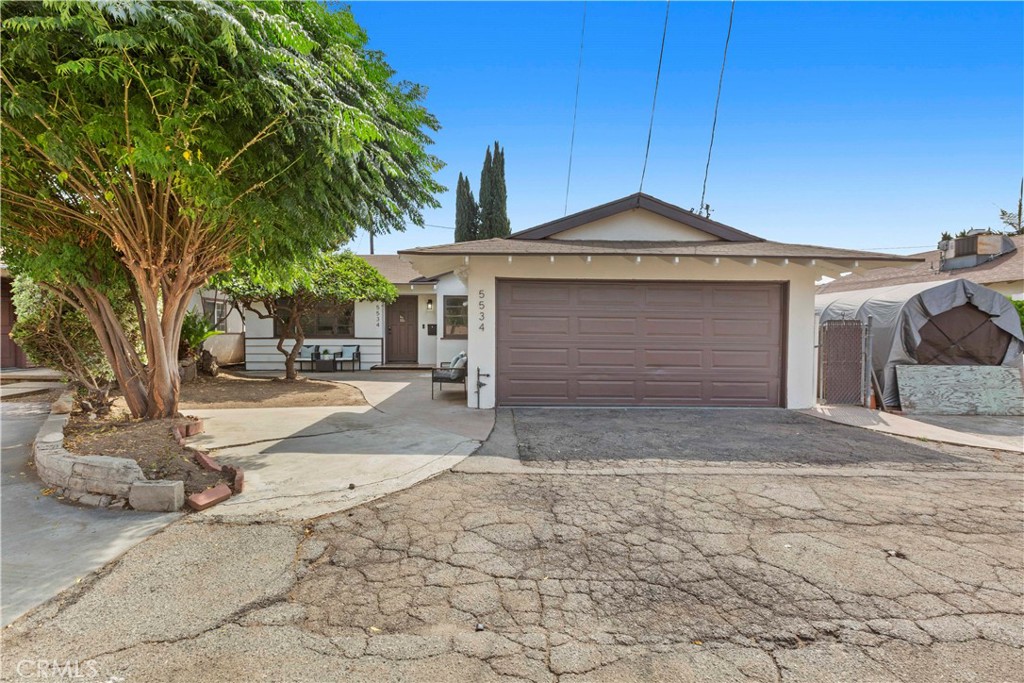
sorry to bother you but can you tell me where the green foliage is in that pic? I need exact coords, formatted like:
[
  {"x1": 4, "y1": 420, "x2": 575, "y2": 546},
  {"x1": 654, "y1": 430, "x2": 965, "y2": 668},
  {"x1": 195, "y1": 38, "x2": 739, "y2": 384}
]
[
  {"x1": 1, "y1": 0, "x2": 444, "y2": 415},
  {"x1": 179, "y1": 309, "x2": 222, "y2": 360},
  {"x1": 999, "y1": 179, "x2": 1023, "y2": 236},
  {"x1": 214, "y1": 251, "x2": 398, "y2": 332},
  {"x1": 2, "y1": 0, "x2": 445, "y2": 267},
  {"x1": 9, "y1": 276, "x2": 141, "y2": 396},
  {"x1": 478, "y1": 141, "x2": 510, "y2": 239},
  {"x1": 455, "y1": 172, "x2": 480, "y2": 242}
]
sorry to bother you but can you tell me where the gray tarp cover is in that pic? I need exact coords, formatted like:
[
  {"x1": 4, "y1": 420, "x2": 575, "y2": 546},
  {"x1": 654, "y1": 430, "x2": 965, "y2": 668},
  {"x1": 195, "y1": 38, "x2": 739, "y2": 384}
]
[{"x1": 815, "y1": 279, "x2": 1024, "y2": 406}]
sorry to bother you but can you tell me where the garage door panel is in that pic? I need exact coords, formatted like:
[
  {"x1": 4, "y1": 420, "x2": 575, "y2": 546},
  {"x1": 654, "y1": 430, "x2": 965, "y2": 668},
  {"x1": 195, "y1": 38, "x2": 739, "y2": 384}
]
[
  {"x1": 576, "y1": 285, "x2": 638, "y2": 307},
  {"x1": 710, "y1": 349, "x2": 775, "y2": 370},
  {"x1": 711, "y1": 318, "x2": 775, "y2": 338},
  {"x1": 504, "y1": 378, "x2": 571, "y2": 400},
  {"x1": 644, "y1": 286, "x2": 704, "y2": 308},
  {"x1": 577, "y1": 379, "x2": 637, "y2": 400},
  {"x1": 507, "y1": 314, "x2": 570, "y2": 335},
  {"x1": 577, "y1": 316, "x2": 636, "y2": 336},
  {"x1": 711, "y1": 286, "x2": 780, "y2": 310},
  {"x1": 497, "y1": 280, "x2": 783, "y2": 407},
  {"x1": 710, "y1": 381, "x2": 775, "y2": 402},
  {"x1": 505, "y1": 347, "x2": 570, "y2": 368},
  {"x1": 642, "y1": 349, "x2": 704, "y2": 369},
  {"x1": 645, "y1": 317, "x2": 705, "y2": 337},
  {"x1": 642, "y1": 380, "x2": 703, "y2": 400},
  {"x1": 503, "y1": 283, "x2": 571, "y2": 305},
  {"x1": 577, "y1": 348, "x2": 637, "y2": 367}
]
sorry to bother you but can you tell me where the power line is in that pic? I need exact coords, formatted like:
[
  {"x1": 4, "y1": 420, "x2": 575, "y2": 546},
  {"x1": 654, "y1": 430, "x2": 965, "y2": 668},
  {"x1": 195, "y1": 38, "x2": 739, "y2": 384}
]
[
  {"x1": 564, "y1": 1, "x2": 588, "y2": 216},
  {"x1": 698, "y1": 0, "x2": 736, "y2": 214},
  {"x1": 639, "y1": 0, "x2": 671, "y2": 194}
]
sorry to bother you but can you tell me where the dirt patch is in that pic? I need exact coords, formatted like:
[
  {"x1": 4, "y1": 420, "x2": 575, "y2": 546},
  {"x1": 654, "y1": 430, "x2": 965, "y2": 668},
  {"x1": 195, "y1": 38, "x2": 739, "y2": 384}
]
[
  {"x1": 178, "y1": 371, "x2": 366, "y2": 409},
  {"x1": 63, "y1": 414, "x2": 227, "y2": 495}
]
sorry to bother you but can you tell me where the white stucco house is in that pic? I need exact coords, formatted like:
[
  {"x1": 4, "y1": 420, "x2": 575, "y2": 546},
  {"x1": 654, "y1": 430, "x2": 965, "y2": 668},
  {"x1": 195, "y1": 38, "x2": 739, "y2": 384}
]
[
  {"x1": 399, "y1": 193, "x2": 919, "y2": 410},
  {"x1": 243, "y1": 255, "x2": 469, "y2": 372},
  {"x1": 187, "y1": 288, "x2": 246, "y2": 365}
]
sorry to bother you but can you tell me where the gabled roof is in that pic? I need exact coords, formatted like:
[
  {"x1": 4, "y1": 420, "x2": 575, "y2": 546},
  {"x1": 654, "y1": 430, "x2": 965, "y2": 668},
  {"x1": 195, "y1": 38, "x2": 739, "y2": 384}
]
[
  {"x1": 359, "y1": 255, "x2": 429, "y2": 284},
  {"x1": 510, "y1": 192, "x2": 764, "y2": 242},
  {"x1": 817, "y1": 235, "x2": 1023, "y2": 294}
]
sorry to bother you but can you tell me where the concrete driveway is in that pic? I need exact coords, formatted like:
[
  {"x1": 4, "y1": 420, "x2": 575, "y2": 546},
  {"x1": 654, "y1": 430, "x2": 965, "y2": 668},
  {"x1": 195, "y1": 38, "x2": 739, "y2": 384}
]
[
  {"x1": 0, "y1": 402, "x2": 178, "y2": 626},
  {"x1": 3, "y1": 406, "x2": 1019, "y2": 681},
  {"x1": 185, "y1": 371, "x2": 493, "y2": 521}
]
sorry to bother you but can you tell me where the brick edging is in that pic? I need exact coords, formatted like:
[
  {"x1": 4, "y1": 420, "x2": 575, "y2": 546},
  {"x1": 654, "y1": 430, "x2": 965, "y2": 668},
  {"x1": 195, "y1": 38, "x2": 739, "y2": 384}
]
[{"x1": 31, "y1": 406, "x2": 243, "y2": 512}]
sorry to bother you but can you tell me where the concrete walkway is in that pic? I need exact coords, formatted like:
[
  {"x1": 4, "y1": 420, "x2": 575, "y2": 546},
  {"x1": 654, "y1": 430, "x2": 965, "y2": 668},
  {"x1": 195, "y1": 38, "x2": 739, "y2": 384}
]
[
  {"x1": 803, "y1": 404, "x2": 1024, "y2": 453},
  {"x1": 0, "y1": 403, "x2": 179, "y2": 626},
  {"x1": 0, "y1": 381, "x2": 65, "y2": 399},
  {"x1": 186, "y1": 371, "x2": 494, "y2": 521}
]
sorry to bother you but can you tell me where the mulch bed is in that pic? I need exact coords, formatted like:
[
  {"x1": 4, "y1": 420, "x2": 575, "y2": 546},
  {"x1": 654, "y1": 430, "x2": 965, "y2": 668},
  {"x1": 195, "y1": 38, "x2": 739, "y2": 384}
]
[
  {"x1": 178, "y1": 370, "x2": 366, "y2": 409},
  {"x1": 63, "y1": 412, "x2": 228, "y2": 496}
]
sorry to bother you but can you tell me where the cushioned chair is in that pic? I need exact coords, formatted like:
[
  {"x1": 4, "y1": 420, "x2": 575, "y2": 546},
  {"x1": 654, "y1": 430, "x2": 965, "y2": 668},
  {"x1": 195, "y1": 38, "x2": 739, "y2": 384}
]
[
  {"x1": 295, "y1": 344, "x2": 320, "y2": 372},
  {"x1": 334, "y1": 345, "x2": 361, "y2": 372},
  {"x1": 432, "y1": 352, "x2": 468, "y2": 399}
]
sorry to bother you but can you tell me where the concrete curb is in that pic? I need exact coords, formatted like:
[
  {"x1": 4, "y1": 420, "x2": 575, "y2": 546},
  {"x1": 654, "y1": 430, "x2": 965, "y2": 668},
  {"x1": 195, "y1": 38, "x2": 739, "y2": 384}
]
[{"x1": 31, "y1": 410, "x2": 242, "y2": 512}]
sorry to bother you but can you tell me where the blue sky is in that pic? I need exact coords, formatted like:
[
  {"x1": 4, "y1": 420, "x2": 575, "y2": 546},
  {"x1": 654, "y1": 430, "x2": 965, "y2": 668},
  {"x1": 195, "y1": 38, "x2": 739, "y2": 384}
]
[{"x1": 342, "y1": 1, "x2": 1023, "y2": 256}]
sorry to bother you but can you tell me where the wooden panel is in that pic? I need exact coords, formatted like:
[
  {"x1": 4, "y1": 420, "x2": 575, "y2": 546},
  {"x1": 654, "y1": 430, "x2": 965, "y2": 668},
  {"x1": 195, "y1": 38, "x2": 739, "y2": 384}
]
[{"x1": 896, "y1": 365, "x2": 1024, "y2": 415}]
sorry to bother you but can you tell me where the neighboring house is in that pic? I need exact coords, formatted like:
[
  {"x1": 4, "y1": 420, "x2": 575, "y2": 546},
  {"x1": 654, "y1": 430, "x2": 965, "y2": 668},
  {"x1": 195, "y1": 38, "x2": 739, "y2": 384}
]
[
  {"x1": 1, "y1": 266, "x2": 30, "y2": 369},
  {"x1": 817, "y1": 233, "x2": 1023, "y2": 300},
  {"x1": 400, "y1": 192, "x2": 919, "y2": 410},
  {"x1": 187, "y1": 289, "x2": 246, "y2": 365},
  {"x1": 242, "y1": 255, "x2": 469, "y2": 371}
]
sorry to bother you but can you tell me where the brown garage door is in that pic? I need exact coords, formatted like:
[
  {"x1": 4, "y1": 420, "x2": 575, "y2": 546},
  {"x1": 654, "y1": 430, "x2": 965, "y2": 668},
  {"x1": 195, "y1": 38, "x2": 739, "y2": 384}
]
[{"x1": 496, "y1": 280, "x2": 784, "y2": 406}]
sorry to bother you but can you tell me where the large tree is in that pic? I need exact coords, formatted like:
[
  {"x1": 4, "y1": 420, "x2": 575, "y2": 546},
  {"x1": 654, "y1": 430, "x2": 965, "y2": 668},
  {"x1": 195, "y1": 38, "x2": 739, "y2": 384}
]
[
  {"x1": 1, "y1": 1, "x2": 443, "y2": 418},
  {"x1": 478, "y1": 141, "x2": 510, "y2": 238},
  {"x1": 454, "y1": 172, "x2": 479, "y2": 242},
  {"x1": 214, "y1": 253, "x2": 397, "y2": 380}
]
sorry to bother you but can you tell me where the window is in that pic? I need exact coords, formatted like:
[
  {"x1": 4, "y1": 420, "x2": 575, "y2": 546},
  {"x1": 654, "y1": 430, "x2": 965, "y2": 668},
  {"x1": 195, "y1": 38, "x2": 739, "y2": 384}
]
[
  {"x1": 274, "y1": 300, "x2": 354, "y2": 338},
  {"x1": 202, "y1": 299, "x2": 229, "y2": 333},
  {"x1": 443, "y1": 295, "x2": 468, "y2": 338}
]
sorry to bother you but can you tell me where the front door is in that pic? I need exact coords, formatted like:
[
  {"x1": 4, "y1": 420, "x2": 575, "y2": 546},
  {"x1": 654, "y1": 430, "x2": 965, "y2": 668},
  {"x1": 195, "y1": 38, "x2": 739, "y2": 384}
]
[{"x1": 386, "y1": 295, "x2": 418, "y2": 363}]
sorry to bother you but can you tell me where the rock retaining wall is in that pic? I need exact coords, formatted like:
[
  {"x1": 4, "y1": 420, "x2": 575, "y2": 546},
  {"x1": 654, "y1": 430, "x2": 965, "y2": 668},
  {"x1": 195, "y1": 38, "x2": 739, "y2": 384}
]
[{"x1": 32, "y1": 410, "x2": 238, "y2": 512}]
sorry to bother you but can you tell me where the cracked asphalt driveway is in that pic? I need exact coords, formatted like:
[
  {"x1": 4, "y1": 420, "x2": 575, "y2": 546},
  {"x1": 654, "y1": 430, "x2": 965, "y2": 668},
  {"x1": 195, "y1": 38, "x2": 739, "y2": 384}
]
[{"x1": 2, "y1": 411, "x2": 1021, "y2": 682}]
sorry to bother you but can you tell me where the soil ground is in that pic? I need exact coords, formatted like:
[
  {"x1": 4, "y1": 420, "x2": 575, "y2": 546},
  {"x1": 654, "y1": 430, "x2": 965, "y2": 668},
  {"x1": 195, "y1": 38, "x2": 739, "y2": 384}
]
[
  {"x1": 63, "y1": 414, "x2": 226, "y2": 495},
  {"x1": 0, "y1": 388, "x2": 63, "y2": 404},
  {"x1": 178, "y1": 370, "x2": 366, "y2": 409}
]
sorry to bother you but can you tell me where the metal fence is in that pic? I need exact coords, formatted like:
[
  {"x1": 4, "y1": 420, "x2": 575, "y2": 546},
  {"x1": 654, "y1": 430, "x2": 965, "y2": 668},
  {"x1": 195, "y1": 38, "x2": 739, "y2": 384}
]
[{"x1": 818, "y1": 319, "x2": 868, "y2": 405}]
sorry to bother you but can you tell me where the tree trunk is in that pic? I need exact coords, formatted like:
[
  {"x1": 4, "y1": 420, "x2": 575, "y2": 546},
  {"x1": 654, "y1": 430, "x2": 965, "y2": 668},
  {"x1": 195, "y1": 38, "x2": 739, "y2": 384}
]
[
  {"x1": 274, "y1": 298, "x2": 305, "y2": 380},
  {"x1": 137, "y1": 281, "x2": 192, "y2": 419}
]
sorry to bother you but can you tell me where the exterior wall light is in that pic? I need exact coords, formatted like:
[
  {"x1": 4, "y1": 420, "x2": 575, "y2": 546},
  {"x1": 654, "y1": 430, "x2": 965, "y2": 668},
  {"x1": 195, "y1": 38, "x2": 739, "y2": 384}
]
[{"x1": 426, "y1": 299, "x2": 433, "y2": 311}]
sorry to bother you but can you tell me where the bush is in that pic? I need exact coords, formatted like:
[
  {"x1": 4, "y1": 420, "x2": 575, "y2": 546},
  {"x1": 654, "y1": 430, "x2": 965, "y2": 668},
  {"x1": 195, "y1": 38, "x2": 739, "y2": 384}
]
[
  {"x1": 179, "y1": 309, "x2": 222, "y2": 361},
  {"x1": 10, "y1": 277, "x2": 141, "y2": 409}
]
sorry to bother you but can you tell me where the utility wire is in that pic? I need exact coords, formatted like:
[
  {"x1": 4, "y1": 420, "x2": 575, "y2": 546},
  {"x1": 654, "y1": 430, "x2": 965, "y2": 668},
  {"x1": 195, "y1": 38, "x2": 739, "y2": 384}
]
[
  {"x1": 563, "y1": 1, "x2": 588, "y2": 216},
  {"x1": 698, "y1": 0, "x2": 736, "y2": 214},
  {"x1": 638, "y1": 0, "x2": 671, "y2": 194}
]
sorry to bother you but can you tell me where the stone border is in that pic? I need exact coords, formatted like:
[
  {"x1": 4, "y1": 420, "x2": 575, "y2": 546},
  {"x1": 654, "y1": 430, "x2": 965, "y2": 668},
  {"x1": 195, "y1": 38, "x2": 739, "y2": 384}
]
[{"x1": 32, "y1": 403, "x2": 243, "y2": 513}]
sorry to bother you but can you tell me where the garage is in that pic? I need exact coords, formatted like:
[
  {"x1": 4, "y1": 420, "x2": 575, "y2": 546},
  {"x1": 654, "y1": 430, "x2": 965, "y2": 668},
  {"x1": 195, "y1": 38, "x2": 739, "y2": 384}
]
[{"x1": 496, "y1": 279, "x2": 785, "y2": 406}]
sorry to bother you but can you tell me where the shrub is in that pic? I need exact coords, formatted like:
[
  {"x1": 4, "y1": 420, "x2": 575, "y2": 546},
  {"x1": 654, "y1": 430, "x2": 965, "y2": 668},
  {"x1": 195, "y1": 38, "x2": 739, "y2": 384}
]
[
  {"x1": 10, "y1": 277, "x2": 141, "y2": 409},
  {"x1": 179, "y1": 309, "x2": 223, "y2": 361}
]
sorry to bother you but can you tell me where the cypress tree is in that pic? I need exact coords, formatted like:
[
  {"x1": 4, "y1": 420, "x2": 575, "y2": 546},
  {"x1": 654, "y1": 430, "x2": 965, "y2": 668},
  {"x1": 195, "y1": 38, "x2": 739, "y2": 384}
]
[
  {"x1": 478, "y1": 146, "x2": 494, "y2": 238},
  {"x1": 492, "y1": 142, "x2": 511, "y2": 237},
  {"x1": 454, "y1": 172, "x2": 479, "y2": 242}
]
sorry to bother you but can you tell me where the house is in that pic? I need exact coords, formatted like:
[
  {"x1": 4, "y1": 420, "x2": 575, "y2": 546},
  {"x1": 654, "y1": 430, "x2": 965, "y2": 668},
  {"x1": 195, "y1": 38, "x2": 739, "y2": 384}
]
[
  {"x1": 400, "y1": 192, "x2": 920, "y2": 410},
  {"x1": 242, "y1": 255, "x2": 469, "y2": 371},
  {"x1": 187, "y1": 289, "x2": 246, "y2": 365},
  {"x1": 1, "y1": 265, "x2": 30, "y2": 369},
  {"x1": 817, "y1": 233, "x2": 1023, "y2": 300}
]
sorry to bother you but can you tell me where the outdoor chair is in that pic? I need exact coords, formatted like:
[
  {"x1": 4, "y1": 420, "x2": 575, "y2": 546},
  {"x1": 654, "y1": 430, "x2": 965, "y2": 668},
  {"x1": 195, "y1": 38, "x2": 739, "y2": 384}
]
[
  {"x1": 334, "y1": 345, "x2": 361, "y2": 372},
  {"x1": 432, "y1": 351, "x2": 468, "y2": 399},
  {"x1": 295, "y1": 344, "x2": 320, "y2": 373}
]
